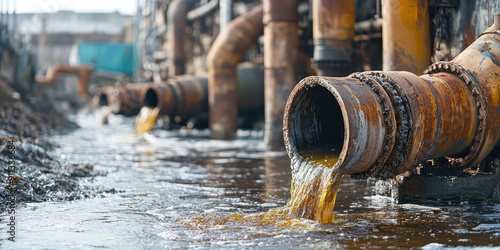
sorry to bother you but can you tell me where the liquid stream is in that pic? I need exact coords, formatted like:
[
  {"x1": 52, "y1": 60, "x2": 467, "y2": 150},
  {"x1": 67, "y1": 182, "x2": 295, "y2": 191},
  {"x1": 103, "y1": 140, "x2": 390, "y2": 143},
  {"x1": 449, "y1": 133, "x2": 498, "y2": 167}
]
[
  {"x1": 135, "y1": 105, "x2": 344, "y2": 224},
  {"x1": 136, "y1": 106, "x2": 160, "y2": 134},
  {"x1": 287, "y1": 145, "x2": 343, "y2": 223}
]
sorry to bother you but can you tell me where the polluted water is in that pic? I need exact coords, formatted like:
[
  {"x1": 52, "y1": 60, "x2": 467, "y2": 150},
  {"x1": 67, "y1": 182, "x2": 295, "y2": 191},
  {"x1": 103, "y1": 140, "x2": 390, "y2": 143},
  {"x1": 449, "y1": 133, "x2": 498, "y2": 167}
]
[
  {"x1": 134, "y1": 104, "x2": 345, "y2": 222},
  {"x1": 0, "y1": 111, "x2": 499, "y2": 248},
  {"x1": 136, "y1": 106, "x2": 160, "y2": 134}
]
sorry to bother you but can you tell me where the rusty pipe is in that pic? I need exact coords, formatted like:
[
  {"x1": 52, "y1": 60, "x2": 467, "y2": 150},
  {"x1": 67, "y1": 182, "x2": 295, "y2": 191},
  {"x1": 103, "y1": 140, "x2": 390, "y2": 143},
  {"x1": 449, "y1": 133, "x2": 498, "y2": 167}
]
[
  {"x1": 36, "y1": 63, "x2": 93, "y2": 96},
  {"x1": 143, "y1": 63, "x2": 264, "y2": 123},
  {"x1": 284, "y1": 16, "x2": 500, "y2": 179},
  {"x1": 96, "y1": 83, "x2": 145, "y2": 116},
  {"x1": 382, "y1": 0, "x2": 431, "y2": 74},
  {"x1": 311, "y1": 0, "x2": 355, "y2": 76},
  {"x1": 141, "y1": 75, "x2": 208, "y2": 121},
  {"x1": 263, "y1": 0, "x2": 299, "y2": 148},
  {"x1": 207, "y1": 5, "x2": 263, "y2": 139},
  {"x1": 167, "y1": 0, "x2": 194, "y2": 77}
]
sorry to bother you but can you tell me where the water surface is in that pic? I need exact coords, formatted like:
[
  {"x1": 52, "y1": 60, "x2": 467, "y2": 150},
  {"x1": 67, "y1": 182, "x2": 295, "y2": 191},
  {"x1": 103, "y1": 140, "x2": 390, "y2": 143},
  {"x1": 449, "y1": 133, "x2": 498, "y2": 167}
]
[{"x1": 1, "y1": 113, "x2": 499, "y2": 248}]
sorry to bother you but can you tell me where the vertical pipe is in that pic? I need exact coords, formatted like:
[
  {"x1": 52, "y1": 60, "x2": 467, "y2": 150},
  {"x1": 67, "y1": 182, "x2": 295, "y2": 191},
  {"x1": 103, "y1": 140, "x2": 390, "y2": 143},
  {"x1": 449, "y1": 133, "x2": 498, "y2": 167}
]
[
  {"x1": 220, "y1": 0, "x2": 232, "y2": 30},
  {"x1": 382, "y1": 0, "x2": 431, "y2": 74},
  {"x1": 311, "y1": 0, "x2": 355, "y2": 76},
  {"x1": 263, "y1": 0, "x2": 299, "y2": 148},
  {"x1": 167, "y1": 0, "x2": 193, "y2": 77},
  {"x1": 207, "y1": 5, "x2": 263, "y2": 139}
]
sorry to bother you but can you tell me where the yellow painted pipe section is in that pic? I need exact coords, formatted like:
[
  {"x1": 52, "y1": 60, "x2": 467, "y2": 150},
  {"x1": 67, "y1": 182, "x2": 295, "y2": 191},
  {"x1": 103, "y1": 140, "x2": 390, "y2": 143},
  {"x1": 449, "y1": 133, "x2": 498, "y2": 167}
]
[{"x1": 382, "y1": 0, "x2": 431, "y2": 74}]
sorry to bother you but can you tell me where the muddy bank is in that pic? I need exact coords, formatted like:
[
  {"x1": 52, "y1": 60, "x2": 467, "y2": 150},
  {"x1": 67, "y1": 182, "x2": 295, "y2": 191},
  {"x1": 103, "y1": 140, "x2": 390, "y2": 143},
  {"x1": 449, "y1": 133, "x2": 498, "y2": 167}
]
[{"x1": 0, "y1": 80, "x2": 106, "y2": 213}]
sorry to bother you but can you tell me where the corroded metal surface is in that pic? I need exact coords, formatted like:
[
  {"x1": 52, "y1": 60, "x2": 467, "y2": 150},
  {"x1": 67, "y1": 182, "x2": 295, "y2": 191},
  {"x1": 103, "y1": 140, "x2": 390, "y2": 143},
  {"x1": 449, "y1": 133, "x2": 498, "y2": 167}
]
[
  {"x1": 167, "y1": 0, "x2": 194, "y2": 76},
  {"x1": 284, "y1": 16, "x2": 500, "y2": 179},
  {"x1": 36, "y1": 63, "x2": 93, "y2": 96},
  {"x1": 206, "y1": 5, "x2": 263, "y2": 139},
  {"x1": 97, "y1": 83, "x2": 145, "y2": 116},
  {"x1": 141, "y1": 63, "x2": 264, "y2": 124},
  {"x1": 263, "y1": 0, "x2": 299, "y2": 148},
  {"x1": 382, "y1": 0, "x2": 431, "y2": 74},
  {"x1": 141, "y1": 76, "x2": 206, "y2": 120},
  {"x1": 311, "y1": 0, "x2": 355, "y2": 76}
]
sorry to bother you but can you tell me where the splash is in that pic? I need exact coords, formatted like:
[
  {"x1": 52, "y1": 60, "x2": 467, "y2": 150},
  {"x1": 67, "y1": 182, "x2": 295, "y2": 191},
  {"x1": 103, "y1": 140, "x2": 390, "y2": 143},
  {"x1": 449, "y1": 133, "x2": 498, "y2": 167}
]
[
  {"x1": 101, "y1": 106, "x2": 112, "y2": 125},
  {"x1": 136, "y1": 106, "x2": 160, "y2": 134},
  {"x1": 285, "y1": 145, "x2": 343, "y2": 223},
  {"x1": 184, "y1": 145, "x2": 344, "y2": 226}
]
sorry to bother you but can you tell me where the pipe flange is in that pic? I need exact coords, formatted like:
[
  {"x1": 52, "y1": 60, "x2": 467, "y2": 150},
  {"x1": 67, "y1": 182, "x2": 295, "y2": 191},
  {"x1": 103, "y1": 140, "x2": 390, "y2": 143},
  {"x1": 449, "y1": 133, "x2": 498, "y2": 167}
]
[
  {"x1": 423, "y1": 62, "x2": 487, "y2": 167},
  {"x1": 348, "y1": 73, "x2": 397, "y2": 179},
  {"x1": 352, "y1": 72, "x2": 414, "y2": 179},
  {"x1": 375, "y1": 74, "x2": 413, "y2": 179}
]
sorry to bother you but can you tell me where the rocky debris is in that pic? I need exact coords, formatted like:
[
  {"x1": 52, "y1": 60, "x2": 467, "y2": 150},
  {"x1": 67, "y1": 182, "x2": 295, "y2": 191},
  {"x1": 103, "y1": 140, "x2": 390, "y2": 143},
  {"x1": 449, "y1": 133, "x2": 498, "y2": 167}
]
[{"x1": 0, "y1": 80, "x2": 107, "y2": 213}]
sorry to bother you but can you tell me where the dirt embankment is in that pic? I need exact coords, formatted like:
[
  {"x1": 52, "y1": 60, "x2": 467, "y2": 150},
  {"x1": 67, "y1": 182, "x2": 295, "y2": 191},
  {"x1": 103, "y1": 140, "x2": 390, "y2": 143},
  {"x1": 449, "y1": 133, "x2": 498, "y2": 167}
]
[{"x1": 0, "y1": 81, "x2": 107, "y2": 213}]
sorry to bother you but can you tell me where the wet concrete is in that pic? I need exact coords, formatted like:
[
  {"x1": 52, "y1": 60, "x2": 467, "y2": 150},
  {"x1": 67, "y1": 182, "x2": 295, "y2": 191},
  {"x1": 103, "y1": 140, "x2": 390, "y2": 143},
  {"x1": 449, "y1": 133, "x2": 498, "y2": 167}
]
[{"x1": 0, "y1": 113, "x2": 498, "y2": 248}]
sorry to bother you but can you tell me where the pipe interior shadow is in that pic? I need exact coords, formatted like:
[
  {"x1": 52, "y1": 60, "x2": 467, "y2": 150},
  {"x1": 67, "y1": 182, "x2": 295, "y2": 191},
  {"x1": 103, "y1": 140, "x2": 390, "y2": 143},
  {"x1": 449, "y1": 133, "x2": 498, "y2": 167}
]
[{"x1": 290, "y1": 86, "x2": 344, "y2": 151}]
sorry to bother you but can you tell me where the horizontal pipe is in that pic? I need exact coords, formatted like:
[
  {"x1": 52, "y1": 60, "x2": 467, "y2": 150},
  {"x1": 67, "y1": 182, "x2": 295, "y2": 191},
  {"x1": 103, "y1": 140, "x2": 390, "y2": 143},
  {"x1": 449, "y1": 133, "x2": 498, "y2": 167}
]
[
  {"x1": 141, "y1": 75, "x2": 207, "y2": 120},
  {"x1": 206, "y1": 5, "x2": 263, "y2": 139},
  {"x1": 35, "y1": 63, "x2": 93, "y2": 96},
  {"x1": 284, "y1": 15, "x2": 500, "y2": 179},
  {"x1": 96, "y1": 83, "x2": 145, "y2": 116},
  {"x1": 354, "y1": 18, "x2": 382, "y2": 34},
  {"x1": 142, "y1": 63, "x2": 264, "y2": 122}
]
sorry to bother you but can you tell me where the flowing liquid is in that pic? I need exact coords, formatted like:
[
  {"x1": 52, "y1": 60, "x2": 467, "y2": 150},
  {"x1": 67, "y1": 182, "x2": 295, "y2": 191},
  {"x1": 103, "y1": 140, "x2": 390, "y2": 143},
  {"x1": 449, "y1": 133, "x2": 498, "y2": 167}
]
[
  {"x1": 101, "y1": 106, "x2": 112, "y2": 124},
  {"x1": 285, "y1": 145, "x2": 343, "y2": 223},
  {"x1": 186, "y1": 144, "x2": 344, "y2": 226},
  {"x1": 136, "y1": 106, "x2": 160, "y2": 134}
]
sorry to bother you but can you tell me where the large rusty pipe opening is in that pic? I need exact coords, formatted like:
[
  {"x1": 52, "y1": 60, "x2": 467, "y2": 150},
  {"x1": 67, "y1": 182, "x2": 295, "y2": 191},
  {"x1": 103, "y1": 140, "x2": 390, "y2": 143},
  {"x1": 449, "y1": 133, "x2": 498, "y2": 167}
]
[
  {"x1": 286, "y1": 85, "x2": 344, "y2": 150},
  {"x1": 285, "y1": 17, "x2": 500, "y2": 179}
]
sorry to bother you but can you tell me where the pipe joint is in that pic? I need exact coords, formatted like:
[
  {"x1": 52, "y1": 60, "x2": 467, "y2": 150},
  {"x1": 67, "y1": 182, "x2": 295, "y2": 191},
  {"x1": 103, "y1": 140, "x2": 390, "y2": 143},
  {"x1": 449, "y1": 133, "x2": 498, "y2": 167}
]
[{"x1": 424, "y1": 62, "x2": 487, "y2": 167}]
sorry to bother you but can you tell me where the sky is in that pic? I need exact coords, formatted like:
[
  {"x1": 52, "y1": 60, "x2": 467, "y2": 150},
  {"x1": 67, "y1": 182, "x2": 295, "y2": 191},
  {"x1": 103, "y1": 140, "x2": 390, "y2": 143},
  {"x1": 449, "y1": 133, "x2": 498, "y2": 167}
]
[{"x1": 14, "y1": 0, "x2": 137, "y2": 15}]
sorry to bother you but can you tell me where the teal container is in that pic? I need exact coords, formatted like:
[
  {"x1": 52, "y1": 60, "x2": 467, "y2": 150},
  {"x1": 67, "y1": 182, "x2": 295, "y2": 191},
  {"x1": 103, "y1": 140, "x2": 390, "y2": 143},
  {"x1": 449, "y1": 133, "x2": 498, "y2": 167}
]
[{"x1": 78, "y1": 43, "x2": 135, "y2": 76}]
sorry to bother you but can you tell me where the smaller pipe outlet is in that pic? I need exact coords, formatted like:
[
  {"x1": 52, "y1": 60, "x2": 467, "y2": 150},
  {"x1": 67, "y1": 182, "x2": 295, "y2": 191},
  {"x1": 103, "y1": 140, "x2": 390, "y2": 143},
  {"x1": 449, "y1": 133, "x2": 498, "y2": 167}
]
[
  {"x1": 96, "y1": 83, "x2": 145, "y2": 116},
  {"x1": 141, "y1": 75, "x2": 208, "y2": 122},
  {"x1": 142, "y1": 63, "x2": 264, "y2": 124}
]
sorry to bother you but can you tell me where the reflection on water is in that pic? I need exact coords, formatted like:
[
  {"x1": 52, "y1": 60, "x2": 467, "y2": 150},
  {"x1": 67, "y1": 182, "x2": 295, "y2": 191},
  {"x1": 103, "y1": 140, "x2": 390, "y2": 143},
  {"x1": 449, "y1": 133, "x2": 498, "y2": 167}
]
[{"x1": 0, "y1": 114, "x2": 499, "y2": 248}]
